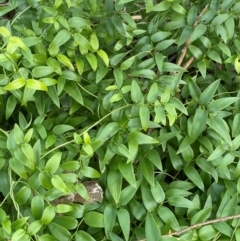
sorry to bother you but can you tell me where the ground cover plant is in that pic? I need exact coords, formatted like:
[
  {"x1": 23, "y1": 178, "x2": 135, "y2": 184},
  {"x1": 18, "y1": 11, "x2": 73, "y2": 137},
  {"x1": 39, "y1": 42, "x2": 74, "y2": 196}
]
[{"x1": 1, "y1": 0, "x2": 240, "y2": 240}]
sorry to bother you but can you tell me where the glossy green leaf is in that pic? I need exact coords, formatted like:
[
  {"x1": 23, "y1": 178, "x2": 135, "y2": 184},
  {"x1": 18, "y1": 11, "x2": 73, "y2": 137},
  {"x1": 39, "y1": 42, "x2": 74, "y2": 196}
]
[{"x1": 84, "y1": 212, "x2": 104, "y2": 228}]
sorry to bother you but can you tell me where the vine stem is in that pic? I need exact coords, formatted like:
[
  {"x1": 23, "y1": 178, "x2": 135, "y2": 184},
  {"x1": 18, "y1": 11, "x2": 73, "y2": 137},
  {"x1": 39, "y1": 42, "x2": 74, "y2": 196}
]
[{"x1": 138, "y1": 213, "x2": 240, "y2": 240}]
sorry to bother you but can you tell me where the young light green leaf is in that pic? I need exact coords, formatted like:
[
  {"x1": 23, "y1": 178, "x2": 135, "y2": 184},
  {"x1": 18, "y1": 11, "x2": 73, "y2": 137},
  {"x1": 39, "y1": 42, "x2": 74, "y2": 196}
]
[
  {"x1": 4, "y1": 78, "x2": 25, "y2": 90},
  {"x1": 86, "y1": 53, "x2": 98, "y2": 71},
  {"x1": 97, "y1": 49, "x2": 109, "y2": 67},
  {"x1": 57, "y1": 54, "x2": 74, "y2": 71},
  {"x1": 26, "y1": 79, "x2": 48, "y2": 91},
  {"x1": 51, "y1": 175, "x2": 69, "y2": 193},
  {"x1": 45, "y1": 152, "x2": 62, "y2": 174},
  {"x1": 41, "y1": 206, "x2": 56, "y2": 225}
]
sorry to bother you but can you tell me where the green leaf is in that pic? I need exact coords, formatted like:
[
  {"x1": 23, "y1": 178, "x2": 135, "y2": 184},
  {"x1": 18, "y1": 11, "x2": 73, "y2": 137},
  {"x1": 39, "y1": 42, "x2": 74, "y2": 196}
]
[
  {"x1": 147, "y1": 149, "x2": 163, "y2": 171},
  {"x1": 145, "y1": 212, "x2": 161, "y2": 241},
  {"x1": 207, "y1": 118, "x2": 231, "y2": 145},
  {"x1": 9, "y1": 157, "x2": 27, "y2": 180},
  {"x1": 128, "y1": 131, "x2": 159, "y2": 145},
  {"x1": 188, "y1": 45, "x2": 202, "y2": 59},
  {"x1": 84, "y1": 212, "x2": 104, "y2": 228},
  {"x1": 53, "y1": 124, "x2": 74, "y2": 135},
  {"x1": 80, "y1": 166, "x2": 100, "y2": 178},
  {"x1": 199, "y1": 79, "x2": 220, "y2": 104},
  {"x1": 107, "y1": 170, "x2": 122, "y2": 204},
  {"x1": 178, "y1": 25, "x2": 193, "y2": 46},
  {"x1": 26, "y1": 79, "x2": 48, "y2": 91},
  {"x1": 31, "y1": 196, "x2": 44, "y2": 220},
  {"x1": 76, "y1": 231, "x2": 96, "y2": 241},
  {"x1": 207, "y1": 50, "x2": 222, "y2": 63},
  {"x1": 15, "y1": 186, "x2": 31, "y2": 206},
  {"x1": 27, "y1": 220, "x2": 42, "y2": 235},
  {"x1": 69, "y1": 17, "x2": 91, "y2": 28},
  {"x1": 129, "y1": 199, "x2": 146, "y2": 221},
  {"x1": 184, "y1": 165, "x2": 204, "y2": 191},
  {"x1": 86, "y1": 53, "x2": 98, "y2": 71},
  {"x1": 208, "y1": 97, "x2": 239, "y2": 113},
  {"x1": 131, "y1": 79, "x2": 143, "y2": 103},
  {"x1": 117, "y1": 209, "x2": 130, "y2": 241},
  {"x1": 97, "y1": 50, "x2": 109, "y2": 67},
  {"x1": 168, "y1": 145, "x2": 182, "y2": 170},
  {"x1": 32, "y1": 66, "x2": 55, "y2": 78},
  {"x1": 139, "y1": 106, "x2": 150, "y2": 131},
  {"x1": 6, "y1": 95, "x2": 17, "y2": 120},
  {"x1": 97, "y1": 122, "x2": 121, "y2": 142},
  {"x1": 198, "y1": 225, "x2": 218, "y2": 240},
  {"x1": 151, "y1": 181, "x2": 165, "y2": 203},
  {"x1": 45, "y1": 152, "x2": 62, "y2": 174},
  {"x1": 111, "y1": 15, "x2": 125, "y2": 35},
  {"x1": 190, "y1": 108, "x2": 207, "y2": 140},
  {"x1": 118, "y1": 161, "x2": 136, "y2": 187},
  {"x1": 64, "y1": 82, "x2": 83, "y2": 105},
  {"x1": 140, "y1": 158, "x2": 154, "y2": 187},
  {"x1": 158, "y1": 206, "x2": 180, "y2": 230},
  {"x1": 55, "y1": 204, "x2": 74, "y2": 214},
  {"x1": 4, "y1": 78, "x2": 25, "y2": 90},
  {"x1": 119, "y1": 184, "x2": 139, "y2": 206},
  {"x1": 57, "y1": 54, "x2": 74, "y2": 71},
  {"x1": 129, "y1": 69, "x2": 157, "y2": 79},
  {"x1": 21, "y1": 143, "x2": 35, "y2": 169},
  {"x1": 190, "y1": 24, "x2": 207, "y2": 42},
  {"x1": 141, "y1": 183, "x2": 157, "y2": 211},
  {"x1": 51, "y1": 175, "x2": 69, "y2": 193},
  {"x1": 168, "y1": 196, "x2": 199, "y2": 208},
  {"x1": 49, "y1": 30, "x2": 71, "y2": 56},
  {"x1": 191, "y1": 208, "x2": 212, "y2": 225},
  {"x1": 120, "y1": 56, "x2": 136, "y2": 70},
  {"x1": 48, "y1": 222, "x2": 71, "y2": 241},
  {"x1": 104, "y1": 204, "x2": 116, "y2": 237},
  {"x1": 152, "y1": 1, "x2": 170, "y2": 11},
  {"x1": 41, "y1": 206, "x2": 55, "y2": 225},
  {"x1": 187, "y1": 5, "x2": 197, "y2": 25}
]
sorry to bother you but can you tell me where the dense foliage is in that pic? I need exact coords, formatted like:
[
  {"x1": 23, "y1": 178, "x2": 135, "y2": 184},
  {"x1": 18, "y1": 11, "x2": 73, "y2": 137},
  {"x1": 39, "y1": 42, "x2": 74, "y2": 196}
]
[{"x1": 1, "y1": 0, "x2": 240, "y2": 240}]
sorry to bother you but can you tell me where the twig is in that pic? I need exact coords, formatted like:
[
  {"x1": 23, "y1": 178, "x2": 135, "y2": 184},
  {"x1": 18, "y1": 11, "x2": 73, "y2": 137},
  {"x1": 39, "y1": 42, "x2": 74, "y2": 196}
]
[
  {"x1": 138, "y1": 213, "x2": 240, "y2": 241},
  {"x1": 177, "y1": 4, "x2": 209, "y2": 68},
  {"x1": 163, "y1": 213, "x2": 240, "y2": 237}
]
